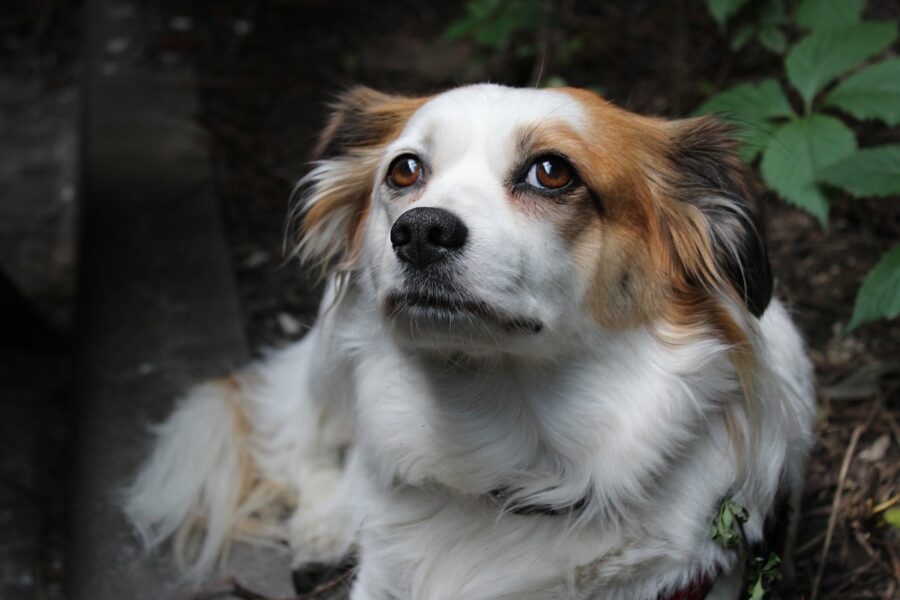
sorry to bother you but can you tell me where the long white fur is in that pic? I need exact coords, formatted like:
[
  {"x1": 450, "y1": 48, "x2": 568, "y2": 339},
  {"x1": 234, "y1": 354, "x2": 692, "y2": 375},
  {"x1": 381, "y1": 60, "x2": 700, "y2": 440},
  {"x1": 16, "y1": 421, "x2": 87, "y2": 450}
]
[{"x1": 124, "y1": 84, "x2": 815, "y2": 599}]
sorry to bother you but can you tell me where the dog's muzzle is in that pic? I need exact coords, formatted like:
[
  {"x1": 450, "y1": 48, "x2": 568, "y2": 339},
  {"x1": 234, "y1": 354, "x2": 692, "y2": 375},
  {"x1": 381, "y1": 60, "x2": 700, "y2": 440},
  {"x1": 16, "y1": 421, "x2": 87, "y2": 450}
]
[{"x1": 386, "y1": 207, "x2": 543, "y2": 336}]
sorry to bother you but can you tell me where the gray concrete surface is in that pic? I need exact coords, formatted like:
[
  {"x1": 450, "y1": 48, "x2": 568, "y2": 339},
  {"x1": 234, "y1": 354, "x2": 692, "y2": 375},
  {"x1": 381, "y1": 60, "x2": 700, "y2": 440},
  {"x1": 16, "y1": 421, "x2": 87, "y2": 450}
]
[
  {"x1": 0, "y1": 74, "x2": 78, "y2": 333},
  {"x1": 68, "y1": 1, "x2": 294, "y2": 597},
  {"x1": 0, "y1": 7, "x2": 79, "y2": 599},
  {"x1": 0, "y1": 347, "x2": 67, "y2": 600}
]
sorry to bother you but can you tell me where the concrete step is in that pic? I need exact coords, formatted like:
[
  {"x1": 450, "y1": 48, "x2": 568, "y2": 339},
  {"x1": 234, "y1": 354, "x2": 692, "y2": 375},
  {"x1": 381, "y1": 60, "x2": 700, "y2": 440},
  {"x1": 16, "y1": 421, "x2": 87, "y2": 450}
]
[
  {"x1": 68, "y1": 1, "x2": 294, "y2": 597},
  {"x1": 0, "y1": 20, "x2": 78, "y2": 598}
]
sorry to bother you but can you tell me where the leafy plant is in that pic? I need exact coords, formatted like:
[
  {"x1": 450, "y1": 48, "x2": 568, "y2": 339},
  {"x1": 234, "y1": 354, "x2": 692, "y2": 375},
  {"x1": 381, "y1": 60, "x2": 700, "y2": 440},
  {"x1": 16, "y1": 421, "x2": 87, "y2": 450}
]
[
  {"x1": 444, "y1": 0, "x2": 581, "y2": 87},
  {"x1": 849, "y1": 246, "x2": 900, "y2": 330},
  {"x1": 707, "y1": 0, "x2": 790, "y2": 53},
  {"x1": 710, "y1": 497, "x2": 782, "y2": 599},
  {"x1": 885, "y1": 507, "x2": 900, "y2": 529},
  {"x1": 746, "y1": 553, "x2": 783, "y2": 600},
  {"x1": 699, "y1": 0, "x2": 900, "y2": 330},
  {"x1": 446, "y1": 0, "x2": 546, "y2": 52},
  {"x1": 710, "y1": 497, "x2": 750, "y2": 548}
]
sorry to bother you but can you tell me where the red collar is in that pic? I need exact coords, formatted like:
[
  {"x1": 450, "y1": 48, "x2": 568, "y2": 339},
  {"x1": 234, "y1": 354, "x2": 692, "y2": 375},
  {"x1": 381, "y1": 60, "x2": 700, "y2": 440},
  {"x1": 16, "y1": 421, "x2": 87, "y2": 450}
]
[{"x1": 660, "y1": 573, "x2": 716, "y2": 600}]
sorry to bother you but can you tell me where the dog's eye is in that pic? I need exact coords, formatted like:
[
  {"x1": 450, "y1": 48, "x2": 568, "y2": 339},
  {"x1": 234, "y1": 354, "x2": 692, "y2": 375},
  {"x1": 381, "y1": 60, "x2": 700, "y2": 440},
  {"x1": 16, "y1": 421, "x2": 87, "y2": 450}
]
[
  {"x1": 387, "y1": 155, "x2": 423, "y2": 188},
  {"x1": 525, "y1": 155, "x2": 573, "y2": 190}
]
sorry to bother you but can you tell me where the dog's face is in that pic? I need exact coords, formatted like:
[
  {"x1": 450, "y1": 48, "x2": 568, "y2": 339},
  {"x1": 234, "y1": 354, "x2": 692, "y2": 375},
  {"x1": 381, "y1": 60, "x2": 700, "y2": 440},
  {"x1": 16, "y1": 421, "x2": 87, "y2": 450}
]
[
  {"x1": 367, "y1": 87, "x2": 593, "y2": 353},
  {"x1": 296, "y1": 85, "x2": 772, "y2": 356}
]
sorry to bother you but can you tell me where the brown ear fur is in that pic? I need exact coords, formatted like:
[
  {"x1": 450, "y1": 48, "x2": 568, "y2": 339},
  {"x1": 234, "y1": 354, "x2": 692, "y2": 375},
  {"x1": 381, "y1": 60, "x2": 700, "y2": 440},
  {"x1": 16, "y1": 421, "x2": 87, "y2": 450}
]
[
  {"x1": 654, "y1": 117, "x2": 775, "y2": 463},
  {"x1": 292, "y1": 87, "x2": 427, "y2": 274},
  {"x1": 313, "y1": 87, "x2": 426, "y2": 160},
  {"x1": 664, "y1": 116, "x2": 773, "y2": 318},
  {"x1": 559, "y1": 90, "x2": 767, "y2": 460}
]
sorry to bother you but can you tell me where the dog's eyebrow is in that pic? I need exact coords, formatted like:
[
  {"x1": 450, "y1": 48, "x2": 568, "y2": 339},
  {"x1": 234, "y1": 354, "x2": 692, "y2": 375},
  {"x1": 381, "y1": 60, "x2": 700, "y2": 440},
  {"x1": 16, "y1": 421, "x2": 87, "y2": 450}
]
[
  {"x1": 516, "y1": 125, "x2": 560, "y2": 161},
  {"x1": 517, "y1": 126, "x2": 539, "y2": 157},
  {"x1": 505, "y1": 127, "x2": 540, "y2": 187},
  {"x1": 514, "y1": 123, "x2": 585, "y2": 165}
]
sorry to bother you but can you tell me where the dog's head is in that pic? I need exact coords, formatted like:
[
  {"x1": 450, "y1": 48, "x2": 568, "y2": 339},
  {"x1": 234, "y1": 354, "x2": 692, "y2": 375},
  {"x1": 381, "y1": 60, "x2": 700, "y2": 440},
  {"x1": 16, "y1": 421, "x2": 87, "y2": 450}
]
[{"x1": 294, "y1": 84, "x2": 772, "y2": 355}]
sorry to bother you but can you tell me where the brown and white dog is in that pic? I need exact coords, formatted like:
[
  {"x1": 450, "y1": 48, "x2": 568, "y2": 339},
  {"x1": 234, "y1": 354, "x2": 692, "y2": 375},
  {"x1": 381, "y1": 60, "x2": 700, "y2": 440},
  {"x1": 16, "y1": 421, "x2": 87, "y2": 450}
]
[{"x1": 125, "y1": 84, "x2": 815, "y2": 600}]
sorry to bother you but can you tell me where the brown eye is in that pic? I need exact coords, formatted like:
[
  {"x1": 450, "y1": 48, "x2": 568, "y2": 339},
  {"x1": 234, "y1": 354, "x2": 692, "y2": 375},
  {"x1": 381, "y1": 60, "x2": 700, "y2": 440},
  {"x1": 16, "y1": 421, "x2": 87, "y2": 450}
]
[
  {"x1": 525, "y1": 155, "x2": 573, "y2": 190},
  {"x1": 387, "y1": 154, "x2": 423, "y2": 188}
]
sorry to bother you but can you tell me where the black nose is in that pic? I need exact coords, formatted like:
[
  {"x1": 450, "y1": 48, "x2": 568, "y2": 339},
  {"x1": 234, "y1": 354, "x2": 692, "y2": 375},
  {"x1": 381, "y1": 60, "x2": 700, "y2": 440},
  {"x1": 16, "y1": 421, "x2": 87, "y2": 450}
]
[{"x1": 390, "y1": 207, "x2": 468, "y2": 268}]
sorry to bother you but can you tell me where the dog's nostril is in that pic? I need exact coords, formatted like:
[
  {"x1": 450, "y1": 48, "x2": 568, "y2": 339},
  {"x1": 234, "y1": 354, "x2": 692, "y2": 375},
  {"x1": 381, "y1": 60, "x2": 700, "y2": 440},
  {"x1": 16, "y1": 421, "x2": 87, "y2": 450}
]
[
  {"x1": 430, "y1": 221, "x2": 466, "y2": 249},
  {"x1": 426, "y1": 225, "x2": 448, "y2": 248},
  {"x1": 426, "y1": 225, "x2": 441, "y2": 246},
  {"x1": 391, "y1": 223, "x2": 411, "y2": 247}
]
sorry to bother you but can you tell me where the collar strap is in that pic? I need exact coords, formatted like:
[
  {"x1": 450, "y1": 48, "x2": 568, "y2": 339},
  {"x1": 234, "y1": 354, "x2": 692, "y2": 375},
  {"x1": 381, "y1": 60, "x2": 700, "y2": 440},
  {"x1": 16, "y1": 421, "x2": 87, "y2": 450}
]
[
  {"x1": 659, "y1": 573, "x2": 716, "y2": 600},
  {"x1": 487, "y1": 488, "x2": 716, "y2": 598}
]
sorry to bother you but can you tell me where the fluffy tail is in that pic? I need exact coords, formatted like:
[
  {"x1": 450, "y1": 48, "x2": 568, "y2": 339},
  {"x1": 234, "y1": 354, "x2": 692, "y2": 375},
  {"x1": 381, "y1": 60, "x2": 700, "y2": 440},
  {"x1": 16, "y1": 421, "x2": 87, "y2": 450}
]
[{"x1": 122, "y1": 376, "x2": 289, "y2": 577}]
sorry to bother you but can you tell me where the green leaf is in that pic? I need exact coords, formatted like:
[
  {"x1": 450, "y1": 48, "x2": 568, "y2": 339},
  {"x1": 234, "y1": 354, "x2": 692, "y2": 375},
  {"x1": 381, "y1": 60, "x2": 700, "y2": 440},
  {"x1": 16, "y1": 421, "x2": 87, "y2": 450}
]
[
  {"x1": 785, "y1": 22, "x2": 898, "y2": 109},
  {"x1": 758, "y1": 27, "x2": 787, "y2": 53},
  {"x1": 746, "y1": 553, "x2": 783, "y2": 600},
  {"x1": 706, "y1": 0, "x2": 750, "y2": 27},
  {"x1": 445, "y1": 0, "x2": 545, "y2": 49},
  {"x1": 731, "y1": 23, "x2": 756, "y2": 50},
  {"x1": 710, "y1": 498, "x2": 749, "y2": 549},
  {"x1": 760, "y1": 554, "x2": 782, "y2": 579},
  {"x1": 697, "y1": 79, "x2": 795, "y2": 120},
  {"x1": 757, "y1": 0, "x2": 788, "y2": 28},
  {"x1": 848, "y1": 246, "x2": 900, "y2": 330},
  {"x1": 760, "y1": 115, "x2": 857, "y2": 224},
  {"x1": 558, "y1": 36, "x2": 585, "y2": 65},
  {"x1": 736, "y1": 120, "x2": 780, "y2": 163},
  {"x1": 727, "y1": 0, "x2": 787, "y2": 53},
  {"x1": 748, "y1": 579, "x2": 767, "y2": 600},
  {"x1": 825, "y1": 59, "x2": 900, "y2": 125},
  {"x1": 541, "y1": 75, "x2": 567, "y2": 88},
  {"x1": 755, "y1": 0, "x2": 788, "y2": 53},
  {"x1": 697, "y1": 80, "x2": 794, "y2": 162},
  {"x1": 885, "y1": 507, "x2": 900, "y2": 528},
  {"x1": 795, "y1": 0, "x2": 865, "y2": 31},
  {"x1": 818, "y1": 145, "x2": 900, "y2": 198}
]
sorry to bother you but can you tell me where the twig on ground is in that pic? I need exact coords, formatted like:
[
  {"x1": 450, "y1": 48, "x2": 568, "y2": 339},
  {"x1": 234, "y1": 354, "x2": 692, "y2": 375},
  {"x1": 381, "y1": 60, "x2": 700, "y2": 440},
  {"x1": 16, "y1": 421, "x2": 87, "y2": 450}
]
[
  {"x1": 826, "y1": 560, "x2": 877, "y2": 597},
  {"x1": 884, "y1": 410, "x2": 900, "y2": 450},
  {"x1": 810, "y1": 425, "x2": 862, "y2": 600},
  {"x1": 810, "y1": 402, "x2": 880, "y2": 600},
  {"x1": 872, "y1": 494, "x2": 899, "y2": 515},
  {"x1": 851, "y1": 527, "x2": 891, "y2": 576},
  {"x1": 795, "y1": 531, "x2": 827, "y2": 555}
]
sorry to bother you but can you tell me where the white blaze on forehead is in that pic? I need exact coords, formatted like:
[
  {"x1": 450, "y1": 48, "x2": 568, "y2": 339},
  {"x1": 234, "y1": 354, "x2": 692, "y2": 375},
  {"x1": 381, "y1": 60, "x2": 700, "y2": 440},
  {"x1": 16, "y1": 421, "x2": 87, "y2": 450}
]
[{"x1": 388, "y1": 84, "x2": 588, "y2": 172}]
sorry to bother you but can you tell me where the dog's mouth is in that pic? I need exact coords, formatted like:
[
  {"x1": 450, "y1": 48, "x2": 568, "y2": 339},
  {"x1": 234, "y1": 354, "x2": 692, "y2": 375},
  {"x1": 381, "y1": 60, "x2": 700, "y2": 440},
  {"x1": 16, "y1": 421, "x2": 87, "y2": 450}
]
[{"x1": 384, "y1": 289, "x2": 543, "y2": 335}]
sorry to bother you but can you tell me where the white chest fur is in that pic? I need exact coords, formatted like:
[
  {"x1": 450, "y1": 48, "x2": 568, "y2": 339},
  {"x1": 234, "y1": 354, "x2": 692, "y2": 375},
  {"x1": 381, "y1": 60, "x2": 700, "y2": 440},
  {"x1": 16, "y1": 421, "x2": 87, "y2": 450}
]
[{"x1": 336, "y1": 300, "x2": 813, "y2": 599}]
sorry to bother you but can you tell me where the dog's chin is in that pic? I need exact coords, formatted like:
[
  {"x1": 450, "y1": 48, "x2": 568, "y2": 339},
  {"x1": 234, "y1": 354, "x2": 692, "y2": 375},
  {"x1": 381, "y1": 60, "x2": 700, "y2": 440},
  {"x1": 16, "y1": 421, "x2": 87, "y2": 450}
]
[{"x1": 383, "y1": 288, "x2": 543, "y2": 350}]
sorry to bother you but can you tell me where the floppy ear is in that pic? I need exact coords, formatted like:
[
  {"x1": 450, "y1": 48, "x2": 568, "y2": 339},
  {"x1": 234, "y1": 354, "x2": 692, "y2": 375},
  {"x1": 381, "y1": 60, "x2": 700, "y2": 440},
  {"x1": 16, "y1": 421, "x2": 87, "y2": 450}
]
[
  {"x1": 665, "y1": 116, "x2": 773, "y2": 317},
  {"x1": 291, "y1": 87, "x2": 426, "y2": 273}
]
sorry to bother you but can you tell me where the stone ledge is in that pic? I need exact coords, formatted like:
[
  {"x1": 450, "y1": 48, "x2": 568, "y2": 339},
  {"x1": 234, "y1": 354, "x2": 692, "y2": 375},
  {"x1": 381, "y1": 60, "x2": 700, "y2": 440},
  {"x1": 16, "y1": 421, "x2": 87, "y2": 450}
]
[{"x1": 67, "y1": 1, "x2": 293, "y2": 597}]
